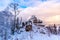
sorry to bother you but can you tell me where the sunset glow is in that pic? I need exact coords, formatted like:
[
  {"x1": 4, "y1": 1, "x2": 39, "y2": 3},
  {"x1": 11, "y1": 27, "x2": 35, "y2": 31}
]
[{"x1": 0, "y1": 0, "x2": 60, "y2": 24}]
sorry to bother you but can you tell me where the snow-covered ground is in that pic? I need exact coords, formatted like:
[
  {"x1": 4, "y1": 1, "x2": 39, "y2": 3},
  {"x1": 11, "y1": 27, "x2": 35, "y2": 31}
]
[
  {"x1": 0, "y1": 10, "x2": 60, "y2": 40},
  {"x1": 10, "y1": 30, "x2": 60, "y2": 40},
  {"x1": 7, "y1": 25, "x2": 60, "y2": 40}
]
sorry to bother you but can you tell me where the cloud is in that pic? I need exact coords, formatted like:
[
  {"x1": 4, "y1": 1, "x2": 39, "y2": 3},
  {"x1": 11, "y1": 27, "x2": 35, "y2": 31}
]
[
  {"x1": 0, "y1": 0, "x2": 11, "y2": 11},
  {"x1": 2, "y1": 0, "x2": 59, "y2": 24},
  {"x1": 45, "y1": 15, "x2": 60, "y2": 24},
  {"x1": 18, "y1": 0, "x2": 60, "y2": 24}
]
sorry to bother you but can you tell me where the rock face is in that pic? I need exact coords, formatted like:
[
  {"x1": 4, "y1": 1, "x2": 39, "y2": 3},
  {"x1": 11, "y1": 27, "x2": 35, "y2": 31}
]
[
  {"x1": 25, "y1": 20, "x2": 32, "y2": 32},
  {"x1": 28, "y1": 15, "x2": 45, "y2": 27},
  {"x1": 25, "y1": 25, "x2": 32, "y2": 31}
]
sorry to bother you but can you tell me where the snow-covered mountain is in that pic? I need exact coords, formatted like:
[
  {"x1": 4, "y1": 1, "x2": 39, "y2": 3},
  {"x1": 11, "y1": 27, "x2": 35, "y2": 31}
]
[{"x1": 0, "y1": 10, "x2": 60, "y2": 40}]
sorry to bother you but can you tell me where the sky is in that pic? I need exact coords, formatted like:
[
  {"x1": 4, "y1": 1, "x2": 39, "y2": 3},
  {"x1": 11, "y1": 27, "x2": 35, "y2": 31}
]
[{"x1": 0, "y1": 0, "x2": 60, "y2": 25}]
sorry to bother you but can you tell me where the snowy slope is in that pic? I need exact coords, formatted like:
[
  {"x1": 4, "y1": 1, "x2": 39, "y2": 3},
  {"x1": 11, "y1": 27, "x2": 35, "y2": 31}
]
[
  {"x1": 8, "y1": 24, "x2": 60, "y2": 40},
  {"x1": 0, "y1": 10, "x2": 60, "y2": 40}
]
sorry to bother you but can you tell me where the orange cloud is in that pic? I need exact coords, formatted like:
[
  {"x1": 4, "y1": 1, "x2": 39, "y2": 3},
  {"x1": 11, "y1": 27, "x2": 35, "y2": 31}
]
[{"x1": 44, "y1": 15, "x2": 60, "y2": 24}]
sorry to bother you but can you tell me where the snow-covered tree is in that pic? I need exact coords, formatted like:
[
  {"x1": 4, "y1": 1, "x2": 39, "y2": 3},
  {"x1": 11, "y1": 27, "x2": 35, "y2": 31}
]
[
  {"x1": 9, "y1": 0, "x2": 20, "y2": 34},
  {"x1": 52, "y1": 24, "x2": 57, "y2": 35},
  {"x1": 57, "y1": 26, "x2": 60, "y2": 34}
]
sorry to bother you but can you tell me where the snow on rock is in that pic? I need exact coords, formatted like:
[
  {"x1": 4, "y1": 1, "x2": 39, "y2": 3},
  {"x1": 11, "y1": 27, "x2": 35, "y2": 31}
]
[{"x1": 9, "y1": 24, "x2": 60, "y2": 40}]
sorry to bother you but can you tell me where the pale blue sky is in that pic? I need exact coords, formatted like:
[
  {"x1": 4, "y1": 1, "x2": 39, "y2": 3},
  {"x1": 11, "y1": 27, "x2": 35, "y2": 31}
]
[
  {"x1": 0, "y1": 0, "x2": 47, "y2": 11},
  {"x1": 0, "y1": 0, "x2": 60, "y2": 11}
]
